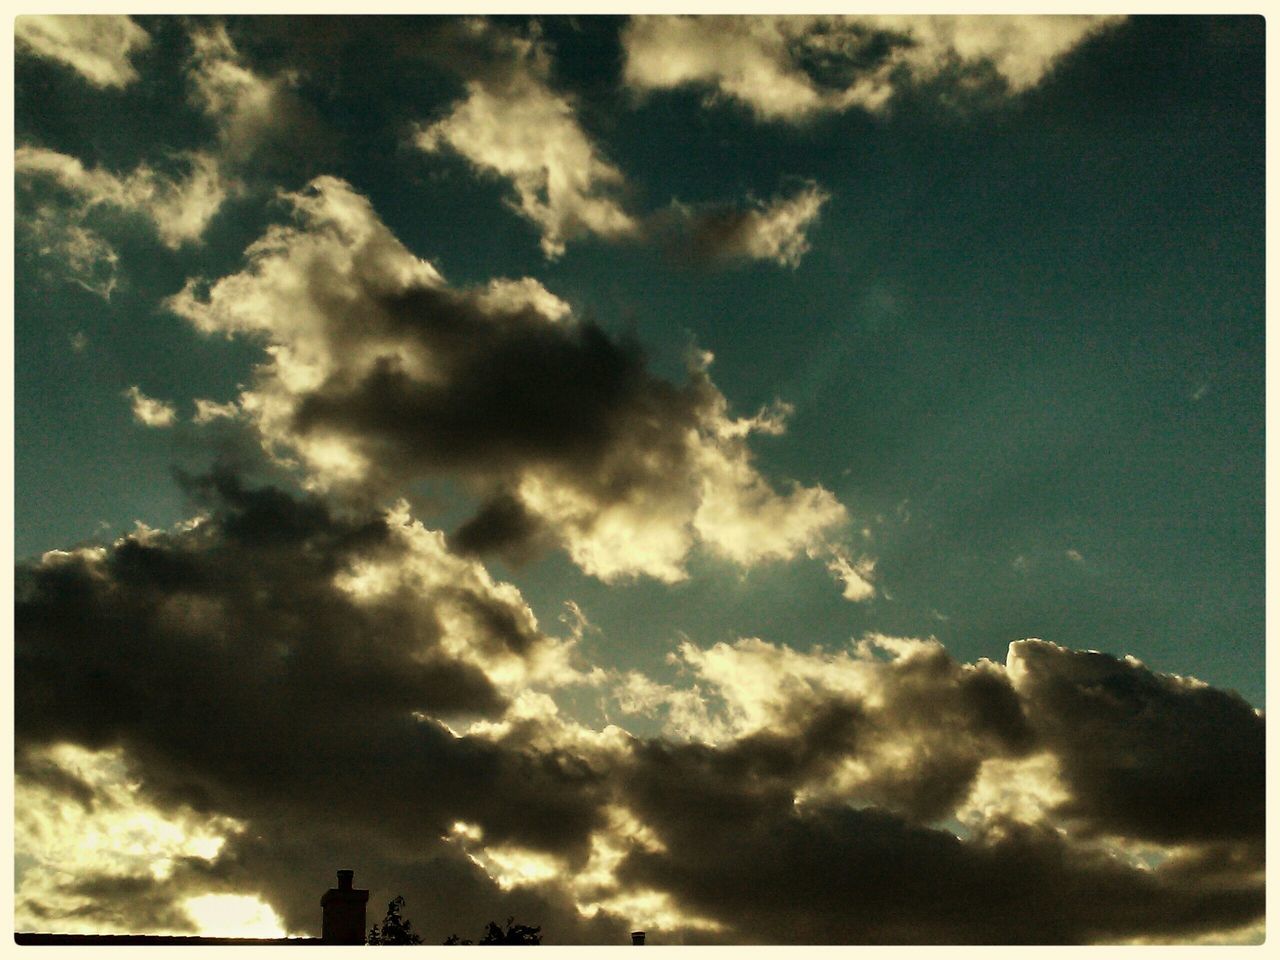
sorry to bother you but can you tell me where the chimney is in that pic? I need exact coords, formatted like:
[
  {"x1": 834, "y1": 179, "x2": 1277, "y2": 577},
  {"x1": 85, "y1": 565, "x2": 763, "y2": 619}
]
[
  {"x1": 631, "y1": 930, "x2": 646, "y2": 945},
  {"x1": 321, "y1": 869, "x2": 370, "y2": 944}
]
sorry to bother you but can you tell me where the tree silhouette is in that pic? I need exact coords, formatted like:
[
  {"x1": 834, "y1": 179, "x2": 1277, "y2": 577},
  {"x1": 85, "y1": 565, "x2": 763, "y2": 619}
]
[
  {"x1": 367, "y1": 896, "x2": 423, "y2": 945},
  {"x1": 444, "y1": 917, "x2": 542, "y2": 945}
]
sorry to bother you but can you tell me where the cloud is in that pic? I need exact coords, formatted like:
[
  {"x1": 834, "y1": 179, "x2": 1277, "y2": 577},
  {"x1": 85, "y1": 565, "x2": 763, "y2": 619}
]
[
  {"x1": 15, "y1": 15, "x2": 150, "y2": 88},
  {"x1": 123, "y1": 386, "x2": 178, "y2": 428},
  {"x1": 662, "y1": 182, "x2": 830, "y2": 268},
  {"x1": 613, "y1": 799, "x2": 1261, "y2": 944},
  {"x1": 15, "y1": 475, "x2": 628, "y2": 934},
  {"x1": 185, "y1": 21, "x2": 314, "y2": 169},
  {"x1": 16, "y1": 145, "x2": 229, "y2": 251},
  {"x1": 602, "y1": 635, "x2": 1261, "y2": 942},
  {"x1": 823, "y1": 548, "x2": 876, "y2": 601},
  {"x1": 415, "y1": 20, "x2": 636, "y2": 258},
  {"x1": 1007, "y1": 640, "x2": 1264, "y2": 845},
  {"x1": 192, "y1": 398, "x2": 240, "y2": 424},
  {"x1": 166, "y1": 176, "x2": 846, "y2": 582},
  {"x1": 621, "y1": 15, "x2": 1123, "y2": 122},
  {"x1": 413, "y1": 20, "x2": 832, "y2": 268},
  {"x1": 19, "y1": 208, "x2": 121, "y2": 299},
  {"x1": 15, "y1": 497, "x2": 1263, "y2": 943},
  {"x1": 15, "y1": 20, "x2": 307, "y2": 280}
]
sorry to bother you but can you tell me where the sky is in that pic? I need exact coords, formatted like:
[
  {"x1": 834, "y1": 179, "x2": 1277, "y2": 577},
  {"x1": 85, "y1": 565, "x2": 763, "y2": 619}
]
[{"x1": 10, "y1": 13, "x2": 1266, "y2": 946}]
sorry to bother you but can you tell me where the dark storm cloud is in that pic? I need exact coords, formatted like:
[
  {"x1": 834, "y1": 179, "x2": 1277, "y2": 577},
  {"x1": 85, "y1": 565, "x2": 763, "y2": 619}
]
[
  {"x1": 452, "y1": 495, "x2": 547, "y2": 563},
  {"x1": 44, "y1": 873, "x2": 200, "y2": 935},
  {"x1": 15, "y1": 510, "x2": 1266, "y2": 944},
  {"x1": 289, "y1": 283, "x2": 703, "y2": 493},
  {"x1": 616, "y1": 801, "x2": 1262, "y2": 944},
  {"x1": 168, "y1": 177, "x2": 847, "y2": 582},
  {"x1": 1009, "y1": 640, "x2": 1265, "y2": 845},
  {"x1": 597, "y1": 635, "x2": 1263, "y2": 942},
  {"x1": 14, "y1": 474, "x2": 622, "y2": 936}
]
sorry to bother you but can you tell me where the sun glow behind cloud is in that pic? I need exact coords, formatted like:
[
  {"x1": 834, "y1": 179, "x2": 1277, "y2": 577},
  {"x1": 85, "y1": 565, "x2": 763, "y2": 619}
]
[
  {"x1": 182, "y1": 895, "x2": 290, "y2": 939},
  {"x1": 14, "y1": 744, "x2": 245, "y2": 935}
]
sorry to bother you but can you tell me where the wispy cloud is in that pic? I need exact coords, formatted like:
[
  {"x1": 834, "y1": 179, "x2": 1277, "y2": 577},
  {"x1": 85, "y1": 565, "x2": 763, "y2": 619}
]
[
  {"x1": 16, "y1": 15, "x2": 150, "y2": 89},
  {"x1": 622, "y1": 15, "x2": 1124, "y2": 122},
  {"x1": 16, "y1": 146, "x2": 229, "y2": 251}
]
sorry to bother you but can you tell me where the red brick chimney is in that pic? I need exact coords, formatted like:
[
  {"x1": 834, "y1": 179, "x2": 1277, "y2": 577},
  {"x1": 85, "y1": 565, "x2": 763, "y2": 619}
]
[{"x1": 321, "y1": 869, "x2": 369, "y2": 944}]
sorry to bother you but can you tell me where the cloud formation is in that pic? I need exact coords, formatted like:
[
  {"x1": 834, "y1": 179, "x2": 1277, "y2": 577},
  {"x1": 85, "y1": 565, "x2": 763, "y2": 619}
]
[
  {"x1": 664, "y1": 182, "x2": 830, "y2": 268},
  {"x1": 15, "y1": 15, "x2": 150, "y2": 89},
  {"x1": 166, "y1": 176, "x2": 846, "y2": 582},
  {"x1": 415, "y1": 20, "x2": 636, "y2": 259},
  {"x1": 20, "y1": 211, "x2": 121, "y2": 300},
  {"x1": 185, "y1": 21, "x2": 313, "y2": 169},
  {"x1": 12, "y1": 475, "x2": 637, "y2": 941},
  {"x1": 15, "y1": 20, "x2": 309, "y2": 296},
  {"x1": 15, "y1": 146, "x2": 228, "y2": 251},
  {"x1": 124, "y1": 386, "x2": 178, "y2": 428},
  {"x1": 622, "y1": 15, "x2": 1123, "y2": 121},
  {"x1": 15, "y1": 505, "x2": 1265, "y2": 944}
]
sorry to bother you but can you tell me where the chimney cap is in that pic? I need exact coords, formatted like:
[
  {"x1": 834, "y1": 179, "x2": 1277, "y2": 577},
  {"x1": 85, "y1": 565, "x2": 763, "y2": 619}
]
[
  {"x1": 337, "y1": 870, "x2": 354, "y2": 890},
  {"x1": 630, "y1": 930, "x2": 646, "y2": 945}
]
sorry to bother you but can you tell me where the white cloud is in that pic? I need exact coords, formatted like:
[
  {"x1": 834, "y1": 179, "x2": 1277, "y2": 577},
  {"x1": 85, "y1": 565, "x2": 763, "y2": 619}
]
[
  {"x1": 186, "y1": 22, "x2": 303, "y2": 164},
  {"x1": 192, "y1": 398, "x2": 240, "y2": 423},
  {"x1": 15, "y1": 15, "x2": 150, "y2": 89},
  {"x1": 731, "y1": 184, "x2": 829, "y2": 267},
  {"x1": 416, "y1": 22, "x2": 636, "y2": 258},
  {"x1": 679, "y1": 182, "x2": 830, "y2": 268},
  {"x1": 622, "y1": 15, "x2": 1123, "y2": 122},
  {"x1": 16, "y1": 146, "x2": 229, "y2": 250},
  {"x1": 15, "y1": 21, "x2": 301, "y2": 276},
  {"x1": 124, "y1": 385, "x2": 177, "y2": 428},
  {"x1": 824, "y1": 548, "x2": 876, "y2": 601},
  {"x1": 166, "y1": 176, "x2": 847, "y2": 582}
]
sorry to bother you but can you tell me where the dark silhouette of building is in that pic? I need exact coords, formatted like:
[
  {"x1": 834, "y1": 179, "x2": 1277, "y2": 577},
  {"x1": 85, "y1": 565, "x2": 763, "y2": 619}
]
[
  {"x1": 321, "y1": 870, "x2": 369, "y2": 945},
  {"x1": 16, "y1": 869, "x2": 644, "y2": 945}
]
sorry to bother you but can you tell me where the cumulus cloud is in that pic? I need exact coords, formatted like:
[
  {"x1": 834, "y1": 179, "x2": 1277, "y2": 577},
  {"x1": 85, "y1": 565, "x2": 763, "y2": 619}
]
[
  {"x1": 415, "y1": 20, "x2": 636, "y2": 258},
  {"x1": 602, "y1": 635, "x2": 1262, "y2": 942},
  {"x1": 15, "y1": 475, "x2": 621, "y2": 933},
  {"x1": 124, "y1": 386, "x2": 178, "y2": 428},
  {"x1": 166, "y1": 176, "x2": 846, "y2": 582},
  {"x1": 15, "y1": 15, "x2": 150, "y2": 88},
  {"x1": 15, "y1": 494, "x2": 1263, "y2": 943},
  {"x1": 1007, "y1": 640, "x2": 1264, "y2": 845},
  {"x1": 622, "y1": 15, "x2": 1124, "y2": 122}
]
